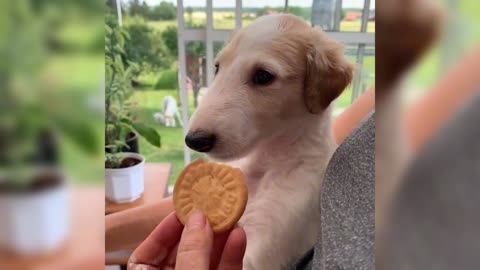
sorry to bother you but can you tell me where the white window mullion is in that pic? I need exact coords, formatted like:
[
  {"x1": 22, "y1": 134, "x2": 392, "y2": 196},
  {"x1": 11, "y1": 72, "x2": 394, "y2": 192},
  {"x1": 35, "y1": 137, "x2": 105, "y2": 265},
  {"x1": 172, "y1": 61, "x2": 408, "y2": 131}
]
[
  {"x1": 177, "y1": 0, "x2": 191, "y2": 164},
  {"x1": 235, "y1": 0, "x2": 242, "y2": 29},
  {"x1": 116, "y1": 0, "x2": 123, "y2": 27},
  {"x1": 206, "y1": 0, "x2": 214, "y2": 85}
]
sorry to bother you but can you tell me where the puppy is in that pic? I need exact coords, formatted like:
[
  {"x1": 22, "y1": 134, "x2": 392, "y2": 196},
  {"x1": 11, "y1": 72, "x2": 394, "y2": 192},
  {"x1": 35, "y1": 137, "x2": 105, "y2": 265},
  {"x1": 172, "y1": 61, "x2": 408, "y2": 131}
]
[{"x1": 185, "y1": 14, "x2": 353, "y2": 269}]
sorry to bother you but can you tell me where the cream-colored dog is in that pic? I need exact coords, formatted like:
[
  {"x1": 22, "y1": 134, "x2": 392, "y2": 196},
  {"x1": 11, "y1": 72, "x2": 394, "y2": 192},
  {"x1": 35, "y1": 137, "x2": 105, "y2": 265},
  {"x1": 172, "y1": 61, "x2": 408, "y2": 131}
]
[{"x1": 185, "y1": 14, "x2": 353, "y2": 270}]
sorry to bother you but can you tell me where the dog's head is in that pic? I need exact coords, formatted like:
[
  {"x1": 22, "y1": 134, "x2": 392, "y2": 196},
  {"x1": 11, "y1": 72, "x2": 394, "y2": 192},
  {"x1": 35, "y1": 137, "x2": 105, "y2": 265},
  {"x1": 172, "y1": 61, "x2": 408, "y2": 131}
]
[{"x1": 186, "y1": 14, "x2": 353, "y2": 161}]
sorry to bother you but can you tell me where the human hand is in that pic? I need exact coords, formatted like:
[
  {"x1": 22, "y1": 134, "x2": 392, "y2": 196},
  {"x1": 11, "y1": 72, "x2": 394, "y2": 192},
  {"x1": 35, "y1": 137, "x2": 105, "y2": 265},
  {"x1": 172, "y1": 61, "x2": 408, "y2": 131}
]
[{"x1": 128, "y1": 210, "x2": 247, "y2": 270}]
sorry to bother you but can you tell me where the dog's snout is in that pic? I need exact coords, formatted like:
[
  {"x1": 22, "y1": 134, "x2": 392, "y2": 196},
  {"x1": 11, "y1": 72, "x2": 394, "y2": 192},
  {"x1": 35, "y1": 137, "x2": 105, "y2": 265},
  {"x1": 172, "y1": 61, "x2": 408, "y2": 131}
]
[{"x1": 185, "y1": 130, "x2": 216, "y2": 152}]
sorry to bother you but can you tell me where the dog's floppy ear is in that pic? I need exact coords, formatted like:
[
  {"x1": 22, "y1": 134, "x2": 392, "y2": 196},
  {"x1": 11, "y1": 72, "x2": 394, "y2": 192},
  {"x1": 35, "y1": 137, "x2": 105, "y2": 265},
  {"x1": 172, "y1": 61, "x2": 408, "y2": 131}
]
[{"x1": 304, "y1": 30, "x2": 353, "y2": 114}]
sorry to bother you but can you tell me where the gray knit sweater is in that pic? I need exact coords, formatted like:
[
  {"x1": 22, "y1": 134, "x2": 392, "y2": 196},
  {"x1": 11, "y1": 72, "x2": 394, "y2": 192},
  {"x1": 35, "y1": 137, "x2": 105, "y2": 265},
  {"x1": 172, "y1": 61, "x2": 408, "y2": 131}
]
[{"x1": 292, "y1": 112, "x2": 375, "y2": 270}]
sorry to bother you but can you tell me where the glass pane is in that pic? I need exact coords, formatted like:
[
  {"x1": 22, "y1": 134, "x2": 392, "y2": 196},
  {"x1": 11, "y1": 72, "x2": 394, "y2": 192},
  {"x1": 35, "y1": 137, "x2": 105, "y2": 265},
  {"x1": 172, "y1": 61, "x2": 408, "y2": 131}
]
[
  {"x1": 334, "y1": 43, "x2": 374, "y2": 114},
  {"x1": 214, "y1": 41, "x2": 225, "y2": 58},
  {"x1": 242, "y1": 0, "x2": 311, "y2": 27},
  {"x1": 185, "y1": 41, "x2": 207, "y2": 110},
  {"x1": 184, "y1": 40, "x2": 206, "y2": 168},
  {"x1": 308, "y1": 0, "x2": 373, "y2": 33},
  {"x1": 334, "y1": 44, "x2": 358, "y2": 113},
  {"x1": 338, "y1": 0, "x2": 366, "y2": 32},
  {"x1": 367, "y1": 1, "x2": 375, "y2": 32},
  {"x1": 183, "y1": 0, "x2": 206, "y2": 28},
  {"x1": 362, "y1": 46, "x2": 375, "y2": 88},
  {"x1": 135, "y1": 41, "x2": 206, "y2": 186},
  {"x1": 213, "y1": 0, "x2": 236, "y2": 29}
]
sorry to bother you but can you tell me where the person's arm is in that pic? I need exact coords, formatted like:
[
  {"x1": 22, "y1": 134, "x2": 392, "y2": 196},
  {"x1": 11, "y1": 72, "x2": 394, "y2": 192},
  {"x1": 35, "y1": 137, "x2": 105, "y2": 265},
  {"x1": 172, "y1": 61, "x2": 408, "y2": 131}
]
[
  {"x1": 405, "y1": 48, "x2": 480, "y2": 151},
  {"x1": 333, "y1": 86, "x2": 375, "y2": 145},
  {"x1": 106, "y1": 196, "x2": 175, "y2": 252}
]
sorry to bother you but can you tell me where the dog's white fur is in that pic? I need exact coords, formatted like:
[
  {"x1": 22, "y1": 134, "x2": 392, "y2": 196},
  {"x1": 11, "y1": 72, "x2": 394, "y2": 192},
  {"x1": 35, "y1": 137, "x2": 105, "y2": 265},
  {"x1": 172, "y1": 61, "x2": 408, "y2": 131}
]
[{"x1": 187, "y1": 14, "x2": 353, "y2": 269}]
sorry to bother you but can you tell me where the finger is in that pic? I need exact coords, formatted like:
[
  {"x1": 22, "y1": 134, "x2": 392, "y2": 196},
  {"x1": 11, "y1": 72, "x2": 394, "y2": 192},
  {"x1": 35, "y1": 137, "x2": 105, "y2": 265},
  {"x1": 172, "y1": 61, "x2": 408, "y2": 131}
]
[
  {"x1": 129, "y1": 212, "x2": 183, "y2": 267},
  {"x1": 127, "y1": 264, "x2": 158, "y2": 270},
  {"x1": 217, "y1": 227, "x2": 247, "y2": 270},
  {"x1": 175, "y1": 210, "x2": 214, "y2": 270},
  {"x1": 164, "y1": 243, "x2": 179, "y2": 268},
  {"x1": 164, "y1": 225, "x2": 231, "y2": 270},
  {"x1": 209, "y1": 230, "x2": 231, "y2": 270}
]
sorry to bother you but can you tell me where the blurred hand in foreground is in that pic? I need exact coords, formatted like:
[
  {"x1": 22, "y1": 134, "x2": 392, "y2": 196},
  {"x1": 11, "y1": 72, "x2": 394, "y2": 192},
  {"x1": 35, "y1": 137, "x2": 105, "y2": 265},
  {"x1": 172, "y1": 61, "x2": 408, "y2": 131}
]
[{"x1": 128, "y1": 211, "x2": 246, "y2": 270}]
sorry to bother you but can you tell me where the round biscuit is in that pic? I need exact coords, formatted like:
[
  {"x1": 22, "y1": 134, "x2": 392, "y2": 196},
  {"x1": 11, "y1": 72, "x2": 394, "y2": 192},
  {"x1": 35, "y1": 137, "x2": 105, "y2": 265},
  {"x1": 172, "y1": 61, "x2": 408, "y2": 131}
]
[{"x1": 173, "y1": 159, "x2": 248, "y2": 233}]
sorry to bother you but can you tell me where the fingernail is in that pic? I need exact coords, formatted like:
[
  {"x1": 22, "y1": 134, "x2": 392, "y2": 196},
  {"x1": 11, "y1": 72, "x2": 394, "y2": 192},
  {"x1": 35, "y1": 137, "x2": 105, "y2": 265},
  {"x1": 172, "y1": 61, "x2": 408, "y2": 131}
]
[{"x1": 187, "y1": 210, "x2": 206, "y2": 231}]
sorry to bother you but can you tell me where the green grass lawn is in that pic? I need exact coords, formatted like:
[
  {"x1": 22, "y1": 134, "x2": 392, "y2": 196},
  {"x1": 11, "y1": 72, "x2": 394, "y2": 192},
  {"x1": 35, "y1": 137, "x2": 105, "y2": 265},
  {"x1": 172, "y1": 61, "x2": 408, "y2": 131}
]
[
  {"x1": 132, "y1": 89, "x2": 205, "y2": 185},
  {"x1": 147, "y1": 20, "x2": 177, "y2": 32},
  {"x1": 130, "y1": 80, "x2": 203, "y2": 185},
  {"x1": 341, "y1": 20, "x2": 375, "y2": 32}
]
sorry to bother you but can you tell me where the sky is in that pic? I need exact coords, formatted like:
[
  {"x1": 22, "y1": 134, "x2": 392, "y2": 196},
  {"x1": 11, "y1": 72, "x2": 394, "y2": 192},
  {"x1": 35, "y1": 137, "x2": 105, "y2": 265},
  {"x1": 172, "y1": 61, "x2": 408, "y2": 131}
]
[{"x1": 140, "y1": 0, "x2": 375, "y2": 9}]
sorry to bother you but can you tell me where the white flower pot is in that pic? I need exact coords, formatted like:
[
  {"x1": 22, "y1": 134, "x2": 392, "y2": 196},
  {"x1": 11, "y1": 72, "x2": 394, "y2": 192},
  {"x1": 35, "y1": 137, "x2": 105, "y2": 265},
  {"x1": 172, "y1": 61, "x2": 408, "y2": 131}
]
[
  {"x1": 0, "y1": 178, "x2": 70, "y2": 255},
  {"x1": 105, "y1": 152, "x2": 145, "y2": 203}
]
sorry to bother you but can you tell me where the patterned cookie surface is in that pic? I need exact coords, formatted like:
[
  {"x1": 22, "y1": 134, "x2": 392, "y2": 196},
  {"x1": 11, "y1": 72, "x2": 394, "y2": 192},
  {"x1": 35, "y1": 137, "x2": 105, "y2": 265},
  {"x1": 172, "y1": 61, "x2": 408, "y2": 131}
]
[{"x1": 173, "y1": 159, "x2": 248, "y2": 233}]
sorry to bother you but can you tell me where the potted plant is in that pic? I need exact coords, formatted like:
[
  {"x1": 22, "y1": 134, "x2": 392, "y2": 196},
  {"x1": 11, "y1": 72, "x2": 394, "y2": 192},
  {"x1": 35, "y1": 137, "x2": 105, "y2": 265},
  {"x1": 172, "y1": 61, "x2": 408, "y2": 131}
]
[
  {"x1": 0, "y1": 123, "x2": 69, "y2": 255},
  {"x1": 0, "y1": 2, "x2": 101, "y2": 255},
  {"x1": 105, "y1": 19, "x2": 161, "y2": 204},
  {"x1": 0, "y1": 88, "x2": 100, "y2": 256},
  {"x1": 0, "y1": 160, "x2": 69, "y2": 256}
]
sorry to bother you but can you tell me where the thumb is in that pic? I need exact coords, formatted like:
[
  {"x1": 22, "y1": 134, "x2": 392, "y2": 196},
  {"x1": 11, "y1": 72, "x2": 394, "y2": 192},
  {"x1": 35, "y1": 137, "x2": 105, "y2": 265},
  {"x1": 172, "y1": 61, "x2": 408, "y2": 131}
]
[{"x1": 175, "y1": 210, "x2": 213, "y2": 270}]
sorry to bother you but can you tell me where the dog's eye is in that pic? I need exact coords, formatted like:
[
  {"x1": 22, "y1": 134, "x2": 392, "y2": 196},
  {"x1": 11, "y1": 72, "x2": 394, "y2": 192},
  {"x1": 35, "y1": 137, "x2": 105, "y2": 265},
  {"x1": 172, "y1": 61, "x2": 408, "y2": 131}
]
[
  {"x1": 214, "y1": 63, "x2": 219, "y2": 76},
  {"x1": 253, "y1": 69, "x2": 274, "y2": 85}
]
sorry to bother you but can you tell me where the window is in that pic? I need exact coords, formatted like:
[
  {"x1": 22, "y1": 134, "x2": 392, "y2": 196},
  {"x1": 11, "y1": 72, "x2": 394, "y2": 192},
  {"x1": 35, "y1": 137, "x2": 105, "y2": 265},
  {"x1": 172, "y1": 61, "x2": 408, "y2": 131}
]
[{"x1": 176, "y1": 0, "x2": 375, "y2": 163}]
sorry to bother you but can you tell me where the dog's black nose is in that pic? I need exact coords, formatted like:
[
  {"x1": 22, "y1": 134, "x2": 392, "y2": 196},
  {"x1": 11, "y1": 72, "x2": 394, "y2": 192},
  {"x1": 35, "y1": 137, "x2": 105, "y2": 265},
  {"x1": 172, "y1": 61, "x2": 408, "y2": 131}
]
[{"x1": 185, "y1": 130, "x2": 216, "y2": 152}]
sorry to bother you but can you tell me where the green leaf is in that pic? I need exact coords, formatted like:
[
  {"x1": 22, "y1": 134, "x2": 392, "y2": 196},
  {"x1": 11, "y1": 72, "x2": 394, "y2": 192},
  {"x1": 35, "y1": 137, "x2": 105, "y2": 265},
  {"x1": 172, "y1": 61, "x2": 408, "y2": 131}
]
[
  {"x1": 114, "y1": 44, "x2": 125, "y2": 55},
  {"x1": 55, "y1": 115, "x2": 100, "y2": 155},
  {"x1": 121, "y1": 28, "x2": 130, "y2": 40},
  {"x1": 119, "y1": 122, "x2": 133, "y2": 132},
  {"x1": 105, "y1": 65, "x2": 112, "y2": 86},
  {"x1": 119, "y1": 117, "x2": 133, "y2": 127},
  {"x1": 114, "y1": 140, "x2": 129, "y2": 149},
  {"x1": 132, "y1": 122, "x2": 161, "y2": 148},
  {"x1": 114, "y1": 28, "x2": 124, "y2": 48}
]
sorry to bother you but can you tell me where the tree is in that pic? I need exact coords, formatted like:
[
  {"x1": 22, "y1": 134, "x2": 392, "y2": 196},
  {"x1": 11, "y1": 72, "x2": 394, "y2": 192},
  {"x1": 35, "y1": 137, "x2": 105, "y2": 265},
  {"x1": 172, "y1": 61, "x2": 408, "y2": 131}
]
[
  {"x1": 124, "y1": 21, "x2": 172, "y2": 75},
  {"x1": 106, "y1": 0, "x2": 117, "y2": 11},
  {"x1": 162, "y1": 25, "x2": 178, "y2": 57},
  {"x1": 141, "y1": 1, "x2": 150, "y2": 17},
  {"x1": 150, "y1": 2, "x2": 176, "y2": 20},
  {"x1": 129, "y1": 0, "x2": 150, "y2": 18}
]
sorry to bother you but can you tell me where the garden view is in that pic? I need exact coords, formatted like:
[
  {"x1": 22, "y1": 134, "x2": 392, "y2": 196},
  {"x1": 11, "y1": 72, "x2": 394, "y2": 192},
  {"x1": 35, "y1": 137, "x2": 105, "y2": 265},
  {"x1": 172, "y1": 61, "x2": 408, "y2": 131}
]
[{"x1": 104, "y1": 0, "x2": 377, "y2": 184}]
